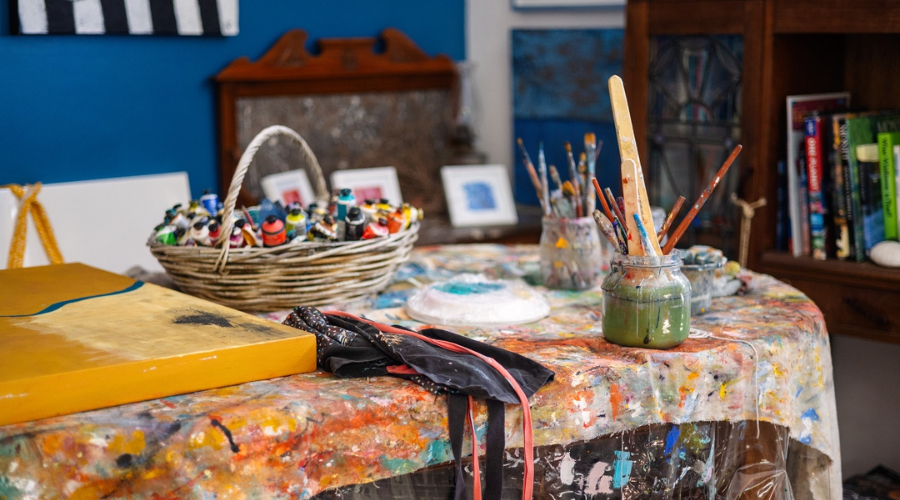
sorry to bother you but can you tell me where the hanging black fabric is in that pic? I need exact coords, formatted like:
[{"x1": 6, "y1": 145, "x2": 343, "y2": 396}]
[{"x1": 283, "y1": 306, "x2": 554, "y2": 500}]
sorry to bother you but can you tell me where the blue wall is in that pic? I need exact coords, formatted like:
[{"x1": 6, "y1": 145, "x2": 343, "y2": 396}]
[{"x1": 0, "y1": 1, "x2": 465, "y2": 198}]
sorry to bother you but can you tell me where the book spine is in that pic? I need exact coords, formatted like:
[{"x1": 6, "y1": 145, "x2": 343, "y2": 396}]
[
  {"x1": 878, "y1": 133, "x2": 898, "y2": 240},
  {"x1": 895, "y1": 144, "x2": 900, "y2": 238},
  {"x1": 842, "y1": 118, "x2": 863, "y2": 261},
  {"x1": 832, "y1": 116, "x2": 853, "y2": 259},
  {"x1": 805, "y1": 117, "x2": 827, "y2": 259},
  {"x1": 776, "y1": 160, "x2": 788, "y2": 251},
  {"x1": 859, "y1": 152, "x2": 885, "y2": 255},
  {"x1": 798, "y1": 154, "x2": 811, "y2": 256}
]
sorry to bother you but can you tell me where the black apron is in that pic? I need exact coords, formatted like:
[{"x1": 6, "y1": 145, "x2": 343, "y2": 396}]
[{"x1": 283, "y1": 306, "x2": 555, "y2": 500}]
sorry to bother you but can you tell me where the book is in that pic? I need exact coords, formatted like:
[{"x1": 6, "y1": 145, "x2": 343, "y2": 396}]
[
  {"x1": 846, "y1": 113, "x2": 900, "y2": 259},
  {"x1": 805, "y1": 115, "x2": 828, "y2": 260},
  {"x1": 776, "y1": 160, "x2": 789, "y2": 251},
  {"x1": 878, "y1": 131, "x2": 900, "y2": 240},
  {"x1": 786, "y1": 93, "x2": 850, "y2": 257},
  {"x1": 857, "y1": 143, "x2": 885, "y2": 255},
  {"x1": 896, "y1": 144, "x2": 900, "y2": 238},
  {"x1": 832, "y1": 113, "x2": 858, "y2": 260},
  {"x1": 797, "y1": 154, "x2": 811, "y2": 256},
  {"x1": 0, "y1": 263, "x2": 317, "y2": 426}
]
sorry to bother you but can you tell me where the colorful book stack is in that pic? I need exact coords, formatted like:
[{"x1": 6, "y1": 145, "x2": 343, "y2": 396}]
[{"x1": 783, "y1": 92, "x2": 900, "y2": 262}]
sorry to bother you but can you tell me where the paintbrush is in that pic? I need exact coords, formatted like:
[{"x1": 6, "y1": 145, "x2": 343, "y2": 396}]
[
  {"x1": 549, "y1": 165, "x2": 563, "y2": 191},
  {"x1": 593, "y1": 210, "x2": 626, "y2": 253},
  {"x1": 538, "y1": 142, "x2": 550, "y2": 217},
  {"x1": 657, "y1": 196, "x2": 686, "y2": 242},
  {"x1": 564, "y1": 142, "x2": 583, "y2": 218},
  {"x1": 584, "y1": 134, "x2": 601, "y2": 214},
  {"x1": 592, "y1": 178, "x2": 615, "y2": 225},
  {"x1": 517, "y1": 138, "x2": 546, "y2": 213},
  {"x1": 555, "y1": 185, "x2": 575, "y2": 218},
  {"x1": 611, "y1": 217, "x2": 628, "y2": 254},
  {"x1": 578, "y1": 152, "x2": 588, "y2": 209},
  {"x1": 662, "y1": 144, "x2": 743, "y2": 254},
  {"x1": 604, "y1": 188, "x2": 627, "y2": 235},
  {"x1": 633, "y1": 213, "x2": 660, "y2": 259}
]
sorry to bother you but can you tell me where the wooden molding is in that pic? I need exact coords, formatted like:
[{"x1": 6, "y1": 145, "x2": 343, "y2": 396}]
[
  {"x1": 216, "y1": 28, "x2": 455, "y2": 83},
  {"x1": 215, "y1": 28, "x2": 457, "y2": 206}
]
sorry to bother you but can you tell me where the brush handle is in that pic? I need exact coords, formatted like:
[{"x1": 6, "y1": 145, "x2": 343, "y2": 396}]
[
  {"x1": 633, "y1": 213, "x2": 659, "y2": 258},
  {"x1": 604, "y1": 188, "x2": 627, "y2": 238},
  {"x1": 593, "y1": 178, "x2": 615, "y2": 224},
  {"x1": 658, "y1": 196, "x2": 686, "y2": 242},
  {"x1": 592, "y1": 210, "x2": 621, "y2": 249},
  {"x1": 538, "y1": 144, "x2": 550, "y2": 217},
  {"x1": 662, "y1": 145, "x2": 742, "y2": 254}
]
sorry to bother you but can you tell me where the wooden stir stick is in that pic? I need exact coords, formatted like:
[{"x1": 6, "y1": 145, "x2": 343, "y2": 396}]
[{"x1": 609, "y1": 76, "x2": 661, "y2": 256}]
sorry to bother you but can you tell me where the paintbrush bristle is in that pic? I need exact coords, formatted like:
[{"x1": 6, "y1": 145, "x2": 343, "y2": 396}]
[
  {"x1": 584, "y1": 132, "x2": 595, "y2": 145},
  {"x1": 564, "y1": 142, "x2": 572, "y2": 153},
  {"x1": 517, "y1": 137, "x2": 524, "y2": 146},
  {"x1": 561, "y1": 181, "x2": 575, "y2": 196}
]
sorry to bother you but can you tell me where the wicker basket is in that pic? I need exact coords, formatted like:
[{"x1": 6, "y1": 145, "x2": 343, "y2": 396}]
[{"x1": 149, "y1": 125, "x2": 418, "y2": 312}]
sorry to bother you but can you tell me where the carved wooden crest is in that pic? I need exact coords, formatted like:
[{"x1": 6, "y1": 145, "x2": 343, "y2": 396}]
[{"x1": 216, "y1": 29, "x2": 458, "y2": 210}]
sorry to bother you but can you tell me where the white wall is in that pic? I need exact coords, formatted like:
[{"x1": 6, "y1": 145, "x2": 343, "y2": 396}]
[
  {"x1": 831, "y1": 335, "x2": 900, "y2": 478},
  {"x1": 465, "y1": 1, "x2": 625, "y2": 175}
]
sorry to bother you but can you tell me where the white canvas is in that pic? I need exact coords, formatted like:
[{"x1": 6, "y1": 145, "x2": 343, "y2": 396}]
[{"x1": 0, "y1": 173, "x2": 191, "y2": 273}]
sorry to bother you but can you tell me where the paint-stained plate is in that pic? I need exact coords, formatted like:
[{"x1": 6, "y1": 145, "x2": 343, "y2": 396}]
[{"x1": 0, "y1": 263, "x2": 315, "y2": 426}]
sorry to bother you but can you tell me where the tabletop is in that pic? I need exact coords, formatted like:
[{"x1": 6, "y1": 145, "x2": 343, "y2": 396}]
[{"x1": 0, "y1": 244, "x2": 840, "y2": 499}]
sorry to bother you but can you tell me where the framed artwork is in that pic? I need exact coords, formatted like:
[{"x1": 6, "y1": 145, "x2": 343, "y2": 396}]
[
  {"x1": 441, "y1": 165, "x2": 518, "y2": 227},
  {"x1": 12, "y1": 0, "x2": 239, "y2": 35},
  {"x1": 512, "y1": 0, "x2": 625, "y2": 9},
  {"x1": 330, "y1": 167, "x2": 403, "y2": 207},
  {"x1": 511, "y1": 29, "x2": 623, "y2": 207},
  {"x1": 260, "y1": 170, "x2": 316, "y2": 208}
]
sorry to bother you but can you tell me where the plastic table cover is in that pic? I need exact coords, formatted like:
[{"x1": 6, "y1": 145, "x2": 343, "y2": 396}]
[{"x1": 0, "y1": 244, "x2": 839, "y2": 500}]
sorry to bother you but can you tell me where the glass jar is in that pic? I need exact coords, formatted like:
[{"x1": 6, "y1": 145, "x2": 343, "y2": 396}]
[
  {"x1": 681, "y1": 256, "x2": 726, "y2": 315},
  {"x1": 539, "y1": 217, "x2": 607, "y2": 290},
  {"x1": 601, "y1": 252, "x2": 691, "y2": 349}
]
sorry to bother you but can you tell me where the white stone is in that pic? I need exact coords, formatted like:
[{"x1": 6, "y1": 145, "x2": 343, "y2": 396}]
[{"x1": 870, "y1": 240, "x2": 900, "y2": 267}]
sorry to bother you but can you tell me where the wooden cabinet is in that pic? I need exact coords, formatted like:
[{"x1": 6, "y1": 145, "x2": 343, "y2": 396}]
[{"x1": 624, "y1": 0, "x2": 900, "y2": 344}]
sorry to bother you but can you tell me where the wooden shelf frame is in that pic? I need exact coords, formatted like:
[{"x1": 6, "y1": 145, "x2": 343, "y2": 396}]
[{"x1": 624, "y1": 0, "x2": 900, "y2": 344}]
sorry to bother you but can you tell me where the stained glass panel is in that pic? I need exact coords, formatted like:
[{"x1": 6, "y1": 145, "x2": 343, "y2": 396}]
[{"x1": 647, "y1": 35, "x2": 743, "y2": 257}]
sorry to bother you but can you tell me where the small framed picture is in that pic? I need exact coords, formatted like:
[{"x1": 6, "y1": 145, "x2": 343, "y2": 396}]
[
  {"x1": 441, "y1": 165, "x2": 518, "y2": 227},
  {"x1": 260, "y1": 170, "x2": 317, "y2": 207},
  {"x1": 331, "y1": 167, "x2": 404, "y2": 206}
]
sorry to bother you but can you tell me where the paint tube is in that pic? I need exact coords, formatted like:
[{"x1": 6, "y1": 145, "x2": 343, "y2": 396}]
[
  {"x1": 336, "y1": 188, "x2": 356, "y2": 220},
  {"x1": 261, "y1": 215, "x2": 286, "y2": 247}
]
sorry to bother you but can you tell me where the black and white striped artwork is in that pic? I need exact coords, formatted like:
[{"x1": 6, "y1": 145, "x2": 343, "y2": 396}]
[{"x1": 13, "y1": 0, "x2": 238, "y2": 36}]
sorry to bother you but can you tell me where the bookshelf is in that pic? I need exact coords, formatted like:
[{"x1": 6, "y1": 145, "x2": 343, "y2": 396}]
[{"x1": 624, "y1": 0, "x2": 900, "y2": 344}]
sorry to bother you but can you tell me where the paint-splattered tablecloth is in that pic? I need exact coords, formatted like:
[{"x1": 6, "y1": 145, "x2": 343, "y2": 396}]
[{"x1": 0, "y1": 244, "x2": 839, "y2": 499}]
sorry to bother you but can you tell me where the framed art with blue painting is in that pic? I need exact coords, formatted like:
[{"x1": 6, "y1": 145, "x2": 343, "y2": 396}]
[
  {"x1": 512, "y1": 29, "x2": 623, "y2": 208},
  {"x1": 441, "y1": 165, "x2": 518, "y2": 227}
]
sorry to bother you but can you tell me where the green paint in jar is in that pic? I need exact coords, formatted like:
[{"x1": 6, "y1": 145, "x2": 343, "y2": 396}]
[{"x1": 601, "y1": 252, "x2": 691, "y2": 349}]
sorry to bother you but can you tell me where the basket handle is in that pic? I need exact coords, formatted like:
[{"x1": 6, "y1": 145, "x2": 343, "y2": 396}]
[
  {"x1": 215, "y1": 125, "x2": 329, "y2": 271},
  {"x1": 218, "y1": 125, "x2": 329, "y2": 246}
]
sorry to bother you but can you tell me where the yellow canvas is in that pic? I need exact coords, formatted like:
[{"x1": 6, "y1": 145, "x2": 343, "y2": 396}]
[{"x1": 0, "y1": 263, "x2": 316, "y2": 426}]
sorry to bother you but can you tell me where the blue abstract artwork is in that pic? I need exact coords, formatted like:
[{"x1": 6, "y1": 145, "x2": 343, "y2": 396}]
[
  {"x1": 512, "y1": 29, "x2": 624, "y2": 206},
  {"x1": 463, "y1": 182, "x2": 497, "y2": 210}
]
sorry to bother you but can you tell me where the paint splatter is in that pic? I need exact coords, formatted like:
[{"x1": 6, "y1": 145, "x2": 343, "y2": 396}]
[
  {"x1": 559, "y1": 452, "x2": 576, "y2": 485},
  {"x1": 613, "y1": 450, "x2": 633, "y2": 489},
  {"x1": 664, "y1": 426, "x2": 680, "y2": 455},
  {"x1": 584, "y1": 461, "x2": 612, "y2": 495}
]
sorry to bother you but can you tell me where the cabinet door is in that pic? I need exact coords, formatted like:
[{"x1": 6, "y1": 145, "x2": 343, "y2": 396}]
[{"x1": 646, "y1": 34, "x2": 744, "y2": 257}]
